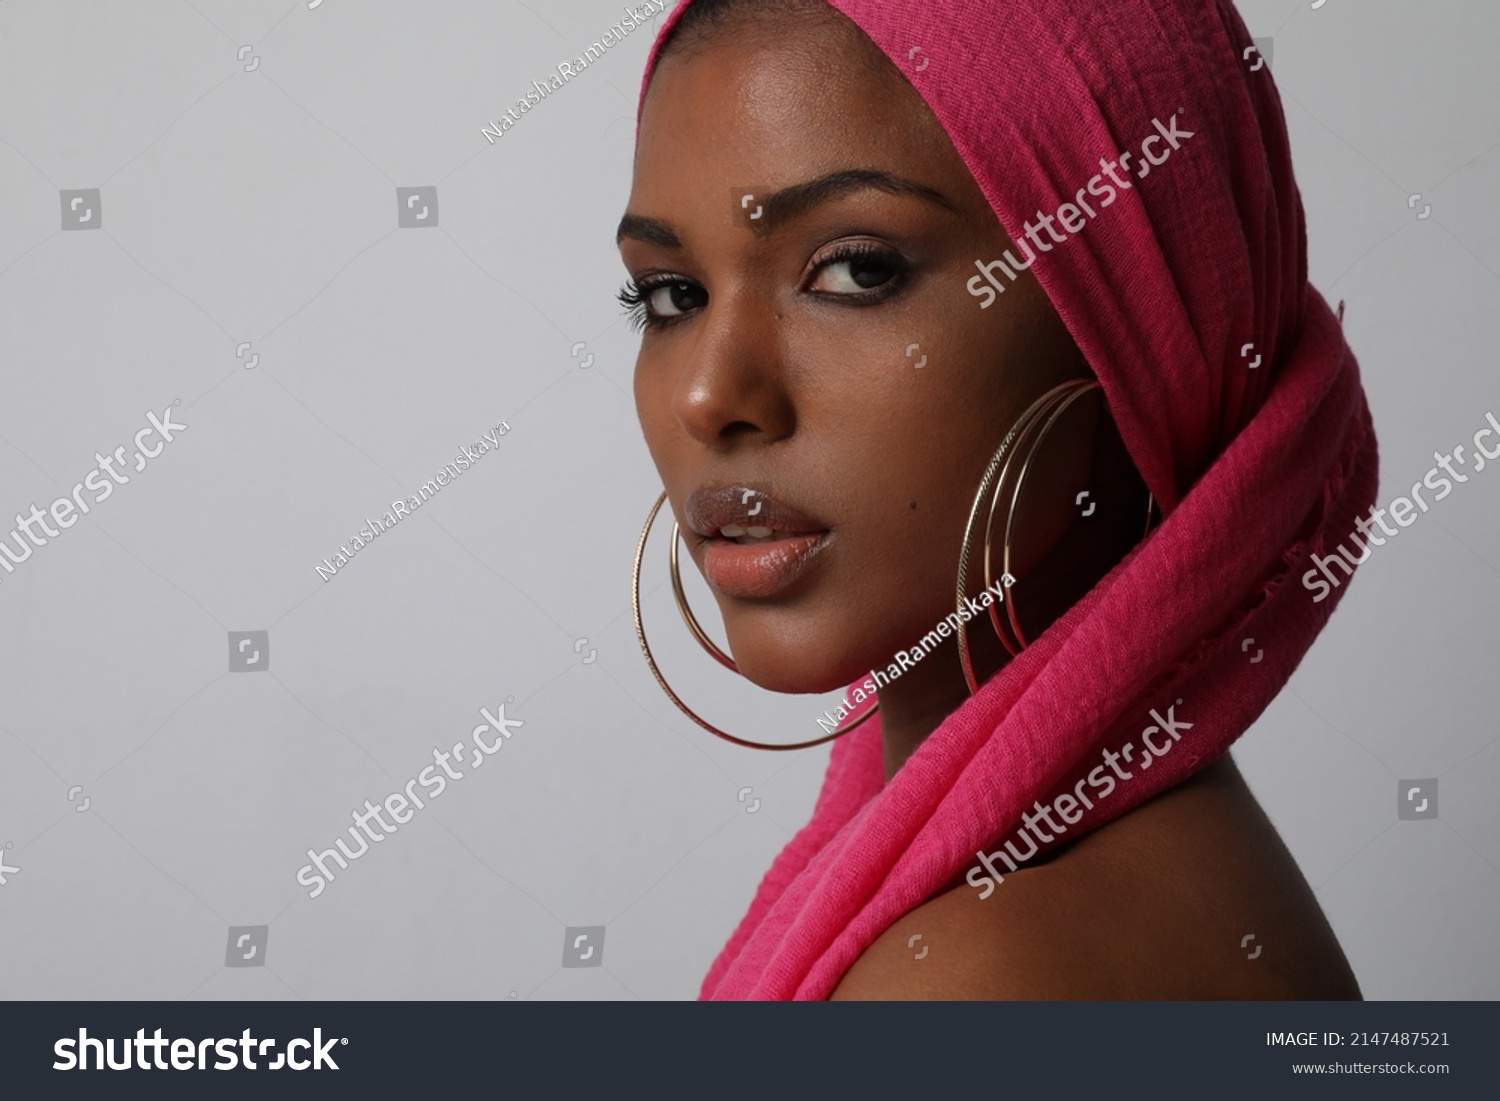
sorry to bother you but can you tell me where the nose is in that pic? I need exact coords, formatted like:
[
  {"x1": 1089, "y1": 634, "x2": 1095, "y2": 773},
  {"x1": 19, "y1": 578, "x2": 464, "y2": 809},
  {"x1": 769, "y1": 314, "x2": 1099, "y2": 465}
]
[{"x1": 668, "y1": 290, "x2": 796, "y2": 450}]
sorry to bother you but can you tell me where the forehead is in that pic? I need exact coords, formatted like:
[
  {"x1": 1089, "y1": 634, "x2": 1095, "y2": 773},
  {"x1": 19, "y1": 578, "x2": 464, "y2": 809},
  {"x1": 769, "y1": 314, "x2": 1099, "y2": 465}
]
[{"x1": 632, "y1": 19, "x2": 953, "y2": 200}]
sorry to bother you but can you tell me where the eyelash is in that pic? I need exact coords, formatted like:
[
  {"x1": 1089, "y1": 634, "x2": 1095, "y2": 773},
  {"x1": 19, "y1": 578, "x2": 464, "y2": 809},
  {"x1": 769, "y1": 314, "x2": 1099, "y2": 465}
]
[
  {"x1": 618, "y1": 241, "x2": 909, "y2": 334},
  {"x1": 616, "y1": 279, "x2": 670, "y2": 334}
]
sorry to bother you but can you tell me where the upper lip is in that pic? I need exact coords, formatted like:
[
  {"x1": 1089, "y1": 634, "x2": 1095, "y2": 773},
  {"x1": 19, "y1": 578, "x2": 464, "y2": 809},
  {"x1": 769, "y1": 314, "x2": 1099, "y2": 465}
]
[{"x1": 684, "y1": 484, "x2": 829, "y2": 538}]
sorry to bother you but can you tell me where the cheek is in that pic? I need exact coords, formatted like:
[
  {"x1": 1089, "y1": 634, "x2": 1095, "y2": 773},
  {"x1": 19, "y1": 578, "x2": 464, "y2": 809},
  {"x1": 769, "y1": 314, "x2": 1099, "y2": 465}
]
[
  {"x1": 785, "y1": 314, "x2": 971, "y2": 427},
  {"x1": 782, "y1": 310, "x2": 1017, "y2": 521},
  {"x1": 633, "y1": 353, "x2": 678, "y2": 453}
]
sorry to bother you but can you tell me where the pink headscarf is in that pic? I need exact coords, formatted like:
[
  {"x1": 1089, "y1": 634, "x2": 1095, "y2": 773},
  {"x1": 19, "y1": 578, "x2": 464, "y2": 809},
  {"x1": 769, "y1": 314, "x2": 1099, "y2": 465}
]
[{"x1": 636, "y1": 0, "x2": 1379, "y2": 999}]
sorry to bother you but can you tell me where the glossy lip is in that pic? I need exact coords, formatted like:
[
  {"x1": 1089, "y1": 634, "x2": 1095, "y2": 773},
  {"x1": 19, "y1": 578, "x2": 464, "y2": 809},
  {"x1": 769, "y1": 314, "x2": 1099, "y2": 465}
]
[
  {"x1": 684, "y1": 484, "x2": 828, "y2": 538},
  {"x1": 684, "y1": 484, "x2": 832, "y2": 600}
]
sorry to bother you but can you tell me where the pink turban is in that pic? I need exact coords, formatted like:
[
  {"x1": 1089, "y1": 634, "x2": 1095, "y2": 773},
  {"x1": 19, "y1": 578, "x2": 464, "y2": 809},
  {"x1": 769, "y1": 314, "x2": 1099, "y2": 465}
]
[{"x1": 635, "y1": 0, "x2": 1379, "y2": 999}]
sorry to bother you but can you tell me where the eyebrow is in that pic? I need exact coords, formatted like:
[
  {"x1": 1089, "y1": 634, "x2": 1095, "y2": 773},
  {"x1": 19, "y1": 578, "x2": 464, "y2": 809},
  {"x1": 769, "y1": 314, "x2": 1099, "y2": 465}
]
[{"x1": 615, "y1": 168, "x2": 960, "y2": 246}]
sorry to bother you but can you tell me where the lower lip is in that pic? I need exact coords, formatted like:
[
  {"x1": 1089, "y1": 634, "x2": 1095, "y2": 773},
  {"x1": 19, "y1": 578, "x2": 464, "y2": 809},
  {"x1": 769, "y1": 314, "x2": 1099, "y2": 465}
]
[{"x1": 701, "y1": 533, "x2": 828, "y2": 599}]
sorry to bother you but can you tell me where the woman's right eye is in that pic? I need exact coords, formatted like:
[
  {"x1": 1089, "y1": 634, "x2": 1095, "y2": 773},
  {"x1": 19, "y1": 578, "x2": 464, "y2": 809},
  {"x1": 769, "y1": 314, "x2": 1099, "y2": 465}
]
[
  {"x1": 646, "y1": 280, "x2": 707, "y2": 319},
  {"x1": 619, "y1": 277, "x2": 708, "y2": 332}
]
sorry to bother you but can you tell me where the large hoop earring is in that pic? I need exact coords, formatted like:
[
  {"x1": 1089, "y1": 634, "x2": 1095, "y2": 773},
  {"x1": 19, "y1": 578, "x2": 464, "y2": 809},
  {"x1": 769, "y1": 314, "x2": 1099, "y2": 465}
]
[
  {"x1": 631, "y1": 491, "x2": 879, "y2": 751},
  {"x1": 955, "y1": 380, "x2": 1156, "y2": 693}
]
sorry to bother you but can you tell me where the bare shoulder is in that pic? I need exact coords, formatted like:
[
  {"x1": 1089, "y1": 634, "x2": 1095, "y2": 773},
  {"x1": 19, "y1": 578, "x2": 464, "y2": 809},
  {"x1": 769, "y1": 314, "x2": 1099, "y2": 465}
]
[{"x1": 830, "y1": 756, "x2": 1362, "y2": 1000}]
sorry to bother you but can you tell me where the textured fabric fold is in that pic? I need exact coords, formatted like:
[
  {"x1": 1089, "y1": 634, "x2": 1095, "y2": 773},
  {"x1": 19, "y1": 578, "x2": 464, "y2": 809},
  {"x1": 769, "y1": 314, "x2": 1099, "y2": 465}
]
[{"x1": 635, "y1": 0, "x2": 1378, "y2": 1000}]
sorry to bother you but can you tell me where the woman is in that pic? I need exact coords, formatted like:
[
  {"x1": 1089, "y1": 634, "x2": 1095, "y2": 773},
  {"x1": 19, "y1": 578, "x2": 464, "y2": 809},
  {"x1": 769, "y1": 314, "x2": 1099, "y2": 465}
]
[{"x1": 618, "y1": 0, "x2": 1374, "y2": 999}]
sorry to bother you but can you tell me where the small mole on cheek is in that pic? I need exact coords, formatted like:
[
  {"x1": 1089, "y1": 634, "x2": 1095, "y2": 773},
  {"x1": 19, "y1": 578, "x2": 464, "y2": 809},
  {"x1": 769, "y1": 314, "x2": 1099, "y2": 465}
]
[{"x1": 909, "y1": 501, "x2": 917, "y2": 510}]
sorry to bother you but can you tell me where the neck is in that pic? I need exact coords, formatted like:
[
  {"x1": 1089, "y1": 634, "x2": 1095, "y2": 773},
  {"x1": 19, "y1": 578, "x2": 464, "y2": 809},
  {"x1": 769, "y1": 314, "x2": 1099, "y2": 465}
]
[{"x1": 876, "y1": 628, "x2": 1012, "y2": 780}]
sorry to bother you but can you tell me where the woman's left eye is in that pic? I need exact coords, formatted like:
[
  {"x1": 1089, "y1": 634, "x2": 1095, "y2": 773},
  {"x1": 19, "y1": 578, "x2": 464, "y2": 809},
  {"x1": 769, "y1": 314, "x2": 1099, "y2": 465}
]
[{"x1": 808, "y1": 248, "x2": 905, "y2": 295}]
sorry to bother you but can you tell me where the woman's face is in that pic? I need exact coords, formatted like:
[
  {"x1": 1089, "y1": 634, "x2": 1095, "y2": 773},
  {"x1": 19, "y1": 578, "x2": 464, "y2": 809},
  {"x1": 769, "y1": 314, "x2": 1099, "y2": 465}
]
[{"x1": 620, "y1": 9, "x2": 1089, "y2": 695}]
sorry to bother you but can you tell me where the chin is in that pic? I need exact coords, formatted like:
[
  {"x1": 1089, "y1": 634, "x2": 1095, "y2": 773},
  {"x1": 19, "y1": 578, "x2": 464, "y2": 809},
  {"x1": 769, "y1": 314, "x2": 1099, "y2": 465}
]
[{"x1": 722, "y1": 620, "x2": 871, "y2": 697}]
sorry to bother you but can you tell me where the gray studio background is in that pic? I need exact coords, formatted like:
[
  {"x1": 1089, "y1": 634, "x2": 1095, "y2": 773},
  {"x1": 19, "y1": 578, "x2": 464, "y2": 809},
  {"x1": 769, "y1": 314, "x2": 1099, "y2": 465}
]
[{"x1": 0, "y1": 0, "x2": 1496, "y2": 1000}]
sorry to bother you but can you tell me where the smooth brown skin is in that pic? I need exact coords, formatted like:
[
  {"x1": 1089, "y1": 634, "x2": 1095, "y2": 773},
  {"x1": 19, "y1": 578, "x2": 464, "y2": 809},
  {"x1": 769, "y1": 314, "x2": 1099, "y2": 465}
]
[
  {"x1": 832, "y1": 756, "x2": 1359, "y2": 1000},
  {"x1": 620, "y1": 4, "x2": 1359, "y2": 999}
]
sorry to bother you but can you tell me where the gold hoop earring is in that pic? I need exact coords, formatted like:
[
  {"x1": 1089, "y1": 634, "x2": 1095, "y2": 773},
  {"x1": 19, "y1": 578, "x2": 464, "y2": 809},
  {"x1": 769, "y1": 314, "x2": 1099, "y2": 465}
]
[
  {"x1": 990, "y1": 380, "x2": 1102, "y2": 654},
  {"x1": 632, "y1": 491, "x2": 879, "y2": 751},
  {"x1": 955, "y1": 380, "x2": 1156, "y2": 693}
]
